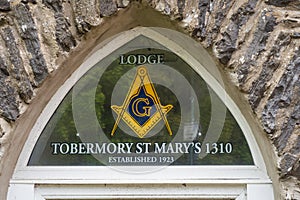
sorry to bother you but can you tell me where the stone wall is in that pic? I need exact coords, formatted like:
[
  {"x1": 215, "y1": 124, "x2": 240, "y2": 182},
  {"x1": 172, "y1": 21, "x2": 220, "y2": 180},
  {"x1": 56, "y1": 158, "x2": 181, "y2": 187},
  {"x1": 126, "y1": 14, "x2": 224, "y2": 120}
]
[
  {"x1": 150, "y1": 0, "x2": 300, "y2": 198},
  {"x1": 0, "y1": 0, "x2": 299, "y2": 199}
]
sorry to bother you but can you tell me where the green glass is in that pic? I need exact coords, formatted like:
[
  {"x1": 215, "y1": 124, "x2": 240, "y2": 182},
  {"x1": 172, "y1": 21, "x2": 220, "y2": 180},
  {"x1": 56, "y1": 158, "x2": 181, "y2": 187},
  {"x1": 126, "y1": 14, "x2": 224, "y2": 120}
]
[{"x1": 29, "y1": 37, "x2": 254, "y2": 166}]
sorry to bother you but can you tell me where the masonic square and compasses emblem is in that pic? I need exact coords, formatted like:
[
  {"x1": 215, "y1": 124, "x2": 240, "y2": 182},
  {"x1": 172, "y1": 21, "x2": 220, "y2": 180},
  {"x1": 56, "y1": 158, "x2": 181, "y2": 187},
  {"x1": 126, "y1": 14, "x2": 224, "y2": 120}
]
[{"x1": 111, "y1": 66, "x2": 173, "y2": 138}]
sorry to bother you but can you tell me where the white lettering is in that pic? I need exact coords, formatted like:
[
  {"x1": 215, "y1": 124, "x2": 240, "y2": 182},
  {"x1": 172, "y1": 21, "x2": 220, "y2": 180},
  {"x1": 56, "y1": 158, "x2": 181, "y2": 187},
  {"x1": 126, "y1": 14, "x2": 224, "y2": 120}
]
[
  {"x1": 166, "y1": 143, "x2": 175, "y2": 153},
  {"x1": 49, "y1": 142, "x2": 232, "y2": 156},
  {"x1": 194, "y1": 142, "x2": 201, "y2": 153},
  {"x1": 137, "y1": 54, "x2": 146, "y2": 64},
  {"x1": 154, "y1": 143, "x2": 166, "y2": 153},
  {"x1": 95, "y1": 143, "x2": 106, "y2": 154},
  {"x1": 125, "y1": 143, "x2": 134, "y2": 153},
  {"x1": 143, "y1": 143, "x2": 151, "y2": 153},
  {"x1": 157, "y1": 54, "x2": 164, "y2": 63},
  {"x1": 107, "y1": 143, "x2": 117, "y2": 154},
  {"x1": 119, "y1": 54, "x2": 164, "y2": 65},
  {"x1": 78, "y1": 143, "x2": 86, "y2": 154},
  {"x1": 119, "y1": 55, "x2": 126, "y2": 64},
  {"x1": 136, "y1": 143, "x2": 143, "y2": 154},
  {"x1": 70, "y1": 143, "x2": 78, "y2": 154},
  {"x1": 183, "y1": 142, "x2": 194, "y2": 153},
  {"x1": 175, "y1": 143, "x2": 184, "y2": 153},
  {"x1": 127, "y1": 55, "x2": 137, "y2": 64},
  {"x1": 117, "y1": 143, "x2": 126, "y2": 154},
  {"x1": 85, "y1": 143, "x2": 95, "y2": 154},
  {"x1": 60, "y1": 143, "x2": 69, "y2": 155},
  {"x1": 51, "y1": 143, "x2": 60, "y2": 155}
]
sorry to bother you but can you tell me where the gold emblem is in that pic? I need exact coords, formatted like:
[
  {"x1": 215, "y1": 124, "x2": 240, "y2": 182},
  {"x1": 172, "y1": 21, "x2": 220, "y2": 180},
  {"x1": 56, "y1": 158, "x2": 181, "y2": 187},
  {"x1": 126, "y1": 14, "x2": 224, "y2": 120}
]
[{"x1": 111, "y1": 66, "x2": 173, "y2": 138}]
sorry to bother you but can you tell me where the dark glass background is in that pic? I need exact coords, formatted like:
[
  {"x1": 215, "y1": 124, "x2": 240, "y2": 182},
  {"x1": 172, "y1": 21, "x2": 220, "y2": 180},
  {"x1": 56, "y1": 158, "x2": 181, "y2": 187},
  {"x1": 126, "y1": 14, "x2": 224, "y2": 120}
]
[{"x1": 29, "y1": 47, "x2": 254, "y2": 166}]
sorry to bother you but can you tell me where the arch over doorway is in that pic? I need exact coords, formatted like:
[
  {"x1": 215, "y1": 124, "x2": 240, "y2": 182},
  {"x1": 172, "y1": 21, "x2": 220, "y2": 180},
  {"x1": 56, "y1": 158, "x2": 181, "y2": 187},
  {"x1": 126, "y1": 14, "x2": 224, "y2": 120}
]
[{"x1": 8, "y1": 27, "x2": 275, "y2": 200}]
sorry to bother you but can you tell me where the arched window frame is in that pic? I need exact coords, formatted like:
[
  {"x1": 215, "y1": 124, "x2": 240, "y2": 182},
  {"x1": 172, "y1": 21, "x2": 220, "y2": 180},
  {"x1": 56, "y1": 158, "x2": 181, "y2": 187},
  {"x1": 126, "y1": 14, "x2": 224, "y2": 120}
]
[{"x1": 8, "y1": 27, "x2": 274, "y2": 200}]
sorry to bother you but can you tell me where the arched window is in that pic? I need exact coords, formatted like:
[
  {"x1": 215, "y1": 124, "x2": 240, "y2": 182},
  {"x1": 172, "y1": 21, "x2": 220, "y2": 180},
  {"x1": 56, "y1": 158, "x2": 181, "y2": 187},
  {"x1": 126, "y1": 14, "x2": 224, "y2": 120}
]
[{"x1": 8, "y1": 27, "x2": 274, "y2": 200}]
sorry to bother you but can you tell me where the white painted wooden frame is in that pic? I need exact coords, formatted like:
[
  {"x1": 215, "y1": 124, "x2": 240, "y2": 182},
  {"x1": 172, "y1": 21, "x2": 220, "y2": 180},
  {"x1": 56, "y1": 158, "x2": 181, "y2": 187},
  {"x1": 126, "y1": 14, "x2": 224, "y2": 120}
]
[
  {"x1": 8, "y1": 27, "x2": 274, "y2": 200},
  {"x1": 34, "y1": 184, "x2": 247, "y2": 200}
]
